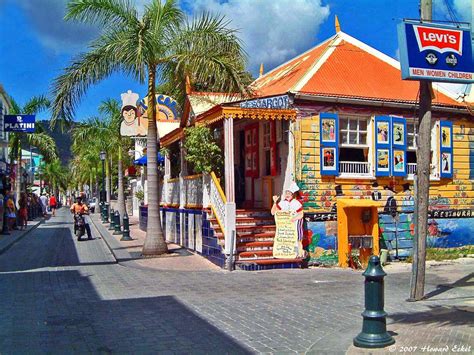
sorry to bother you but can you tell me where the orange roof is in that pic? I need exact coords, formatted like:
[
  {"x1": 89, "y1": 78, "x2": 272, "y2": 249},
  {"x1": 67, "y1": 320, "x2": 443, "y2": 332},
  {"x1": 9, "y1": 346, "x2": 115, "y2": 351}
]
[{"x1": 251, "y1": 31, "x2": 464, "y2": 108}]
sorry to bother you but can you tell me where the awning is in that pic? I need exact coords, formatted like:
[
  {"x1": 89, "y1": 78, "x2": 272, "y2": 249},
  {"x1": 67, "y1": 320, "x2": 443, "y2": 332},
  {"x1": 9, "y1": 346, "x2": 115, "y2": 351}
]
[{"x1": 133, "y1": 153, "x2": 165, "y2": 166}]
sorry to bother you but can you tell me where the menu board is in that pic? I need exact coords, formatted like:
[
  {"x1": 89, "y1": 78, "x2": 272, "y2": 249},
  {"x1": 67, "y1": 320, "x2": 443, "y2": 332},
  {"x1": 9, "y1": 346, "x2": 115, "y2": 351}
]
[{"x1": 273, "y1": 212, "x2": 298, "y2": 259}]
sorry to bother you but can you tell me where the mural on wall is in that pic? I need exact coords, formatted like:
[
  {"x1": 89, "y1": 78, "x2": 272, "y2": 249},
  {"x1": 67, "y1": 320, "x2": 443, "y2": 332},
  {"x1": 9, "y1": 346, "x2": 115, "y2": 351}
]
[
  {"x1": 304, "y1": 221, "x2": 338, "y2": 265},
  {"x1": 295, "y1": 116, "x2": 474, "y2": 255}
]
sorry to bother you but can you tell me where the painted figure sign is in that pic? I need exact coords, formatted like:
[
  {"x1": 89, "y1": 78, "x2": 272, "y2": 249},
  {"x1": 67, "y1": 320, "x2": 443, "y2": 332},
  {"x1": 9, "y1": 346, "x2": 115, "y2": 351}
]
[
  {"x1": 120, "y1": 90, "x2": 180, "y2": 137},
  {"x1": 377, "y1": 149, "x2": 389, "y2": 170},
  {"x1": 398, "y1": 21, "x2": 474, "y2": 83},
  {"x1": 321, "y1": 118, "x2": 336, "y2": 142}
]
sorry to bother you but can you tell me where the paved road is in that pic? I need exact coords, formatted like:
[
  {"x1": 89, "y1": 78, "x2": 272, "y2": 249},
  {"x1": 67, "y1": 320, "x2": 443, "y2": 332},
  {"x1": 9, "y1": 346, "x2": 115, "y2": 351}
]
[{"x1": 0, "y1": 209, "x2": 472, "y2": 354}]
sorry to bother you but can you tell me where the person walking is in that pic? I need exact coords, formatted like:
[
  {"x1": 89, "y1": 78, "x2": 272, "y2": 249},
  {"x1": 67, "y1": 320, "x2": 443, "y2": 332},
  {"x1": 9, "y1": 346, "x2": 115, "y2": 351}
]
[
  {"x1": 39, "y1": 193, "x2": 48, "y2": 216},
  {"x1": 18, "y1": 193, "x2": 28, "y2": 230},
  {"x1": 49, "y1": 194, "x2": 57, "y2": 217},
  {"x1": 6, "y1": 193, "x2": 17, "y2": 231}
]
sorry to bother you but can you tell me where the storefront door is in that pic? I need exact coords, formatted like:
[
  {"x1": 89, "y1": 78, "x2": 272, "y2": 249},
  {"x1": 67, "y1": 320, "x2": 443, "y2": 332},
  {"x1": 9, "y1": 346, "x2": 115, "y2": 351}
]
[{"x1": 244, "y1": 123, "x2": 259, "y2": 207}]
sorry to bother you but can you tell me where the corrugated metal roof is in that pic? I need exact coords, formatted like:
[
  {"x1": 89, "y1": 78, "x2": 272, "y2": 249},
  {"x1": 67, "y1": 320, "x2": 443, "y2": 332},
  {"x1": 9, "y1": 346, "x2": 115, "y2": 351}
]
[{"x1": 250, "y1": 31, "x2": 465, "y2": 109}]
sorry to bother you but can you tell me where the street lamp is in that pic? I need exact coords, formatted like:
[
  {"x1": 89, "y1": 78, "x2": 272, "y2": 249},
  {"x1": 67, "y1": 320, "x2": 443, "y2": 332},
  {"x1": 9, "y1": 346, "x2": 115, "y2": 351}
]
[{"x1": 100, "y1": 151, "x2": 107, "y2": 222}]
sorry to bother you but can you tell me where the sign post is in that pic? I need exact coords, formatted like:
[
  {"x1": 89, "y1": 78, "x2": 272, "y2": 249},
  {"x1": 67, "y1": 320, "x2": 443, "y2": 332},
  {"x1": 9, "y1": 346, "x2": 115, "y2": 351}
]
[{"x1": 397, "y1": 3, "x2": 473, "y2": 301}]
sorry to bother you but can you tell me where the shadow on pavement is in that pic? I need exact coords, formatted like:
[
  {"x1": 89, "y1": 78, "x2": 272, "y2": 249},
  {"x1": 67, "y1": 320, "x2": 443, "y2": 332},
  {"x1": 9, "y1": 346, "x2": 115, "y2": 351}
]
[
  {"x1": 0, "y1": 226, "x2": 110, "y2": 272},
  {"x1": 0, "y1": 270, "x2": 250, "y2": 353},
  {"x1": 422, "y1": 272, "x2": 474, "y2": 300},
  {"x1": 389, "y1": 305, "x2": 473, "y2": 327}
]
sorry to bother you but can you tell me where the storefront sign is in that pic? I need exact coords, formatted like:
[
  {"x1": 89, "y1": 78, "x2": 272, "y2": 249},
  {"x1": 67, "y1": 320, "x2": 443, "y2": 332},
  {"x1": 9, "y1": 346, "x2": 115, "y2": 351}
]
[
  {"x1": 429, "y1": 209, "x2": 474, "y2": 218},
  {"x1": 4, "y1": 115, "x2": 35, "y2": 133},
  {"x1": 240, "y1": 95, "x2": 289, "y2": 109},
  {"x1": 398, "y1": 21, "x2": 473, "y2": 83},
  {"x1": 273, "y1": 212, "x2": 298, "y2": 259}
]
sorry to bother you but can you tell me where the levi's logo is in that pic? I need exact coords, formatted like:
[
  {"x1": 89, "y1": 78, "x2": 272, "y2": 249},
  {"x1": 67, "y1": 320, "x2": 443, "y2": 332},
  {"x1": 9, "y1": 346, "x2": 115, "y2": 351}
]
[{"x1": 413, "y1": 25, "x2": 463, "y2": 55}]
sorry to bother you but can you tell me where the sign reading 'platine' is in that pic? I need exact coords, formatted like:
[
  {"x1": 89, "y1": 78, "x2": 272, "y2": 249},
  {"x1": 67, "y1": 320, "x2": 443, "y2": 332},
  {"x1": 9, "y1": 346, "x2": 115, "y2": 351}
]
[{"x1": 398, "y1": 20, "x2": 473, "y2": 83}]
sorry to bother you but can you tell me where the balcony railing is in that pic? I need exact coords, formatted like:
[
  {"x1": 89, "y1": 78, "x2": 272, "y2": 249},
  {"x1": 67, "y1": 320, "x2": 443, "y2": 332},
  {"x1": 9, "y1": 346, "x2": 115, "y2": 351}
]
[
  {"x1": 339, "y1": 161, "x2": 370, "y2": 175},
  {"x1": 407, "y1": 163, "x2": 417, "y2": 175}
]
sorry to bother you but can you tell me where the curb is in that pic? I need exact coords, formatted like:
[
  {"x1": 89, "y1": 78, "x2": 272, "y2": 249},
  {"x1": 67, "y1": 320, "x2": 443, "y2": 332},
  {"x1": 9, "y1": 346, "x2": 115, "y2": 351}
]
[
  {"x1": 0, "y1": 219, "x2": 44, "y2": 255},
  {"x1": 89, "y1": 214, "x2": 137, "y2": 263}
]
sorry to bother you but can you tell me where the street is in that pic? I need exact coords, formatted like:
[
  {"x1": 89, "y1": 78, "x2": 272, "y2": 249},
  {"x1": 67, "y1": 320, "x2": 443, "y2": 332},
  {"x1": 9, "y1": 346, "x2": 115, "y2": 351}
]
[{"x1": 0, "y1": 208, "x2": 472, "y2": 354}]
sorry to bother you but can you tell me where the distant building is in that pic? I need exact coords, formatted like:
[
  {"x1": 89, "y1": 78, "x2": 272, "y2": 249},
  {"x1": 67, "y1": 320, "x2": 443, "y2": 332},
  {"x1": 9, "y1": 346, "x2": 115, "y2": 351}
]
[{"x1": 0, "y1": 84, "x2": 11, "y2": 193}]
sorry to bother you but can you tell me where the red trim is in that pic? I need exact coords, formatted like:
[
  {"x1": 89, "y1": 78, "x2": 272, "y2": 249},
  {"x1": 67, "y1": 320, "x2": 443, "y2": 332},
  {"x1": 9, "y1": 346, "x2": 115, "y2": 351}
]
[{"x1": 296, "y1": 207, "x2": 303, "y2": 213}]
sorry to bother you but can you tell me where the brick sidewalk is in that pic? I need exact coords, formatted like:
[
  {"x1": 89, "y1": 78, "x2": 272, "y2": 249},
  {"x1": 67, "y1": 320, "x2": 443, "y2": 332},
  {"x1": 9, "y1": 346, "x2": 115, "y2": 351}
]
[
  {"x1": 90, "y1": 213, "x2": 221, "y2": 272},
  {"x1": 0, "y1": 217, "x2": 44, "y2": 255}
]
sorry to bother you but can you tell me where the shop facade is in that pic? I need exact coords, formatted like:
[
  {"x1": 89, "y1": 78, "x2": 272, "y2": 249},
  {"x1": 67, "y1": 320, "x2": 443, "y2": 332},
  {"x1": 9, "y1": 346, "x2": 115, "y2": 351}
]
[{"x1": 150, "y1": 30, "x2": 473, "y2": 269}]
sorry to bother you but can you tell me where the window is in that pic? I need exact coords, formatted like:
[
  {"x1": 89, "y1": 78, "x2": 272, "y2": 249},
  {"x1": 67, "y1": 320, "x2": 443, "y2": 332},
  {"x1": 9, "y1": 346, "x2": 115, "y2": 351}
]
[
  {"x1": 406, "y1": 121, "x2": 417, "y2": 176},
  {"x1": 339, "y1": 115, "x2": 371, "y2": 176}
]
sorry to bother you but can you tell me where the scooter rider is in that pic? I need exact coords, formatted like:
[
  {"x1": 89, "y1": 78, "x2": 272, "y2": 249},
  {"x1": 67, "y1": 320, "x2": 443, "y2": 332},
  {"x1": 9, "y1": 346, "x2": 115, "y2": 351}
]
[{"x1": 70, "y1": 196, "x2": 92, "y2": 240}]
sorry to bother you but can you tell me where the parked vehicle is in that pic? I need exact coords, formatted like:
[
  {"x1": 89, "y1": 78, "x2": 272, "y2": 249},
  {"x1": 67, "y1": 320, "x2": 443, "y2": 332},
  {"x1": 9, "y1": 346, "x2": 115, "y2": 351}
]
[{"x1": 88, "y1": 198, "x2": 97, "y2": 213}]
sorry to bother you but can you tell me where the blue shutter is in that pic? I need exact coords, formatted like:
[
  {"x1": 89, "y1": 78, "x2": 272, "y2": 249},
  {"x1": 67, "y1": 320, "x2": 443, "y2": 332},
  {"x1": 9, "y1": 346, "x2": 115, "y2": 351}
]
[
  {"x1": 319, "y1": 112, "x2": 339, "y2": 176},
  {"x1": 439, "y1": 121, "x2": 453, "y2": 178},
  {"x1": 391, "y1": 116, "x2": 407, "y2": 177},
  {"x1": 375, "y1": 116, "x2": 391, "y2": 177}
]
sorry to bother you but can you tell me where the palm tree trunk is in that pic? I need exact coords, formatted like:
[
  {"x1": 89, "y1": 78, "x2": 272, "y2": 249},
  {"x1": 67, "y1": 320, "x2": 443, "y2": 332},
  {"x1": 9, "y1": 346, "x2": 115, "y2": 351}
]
[
  {"x1": 142, "y1": 65, "x2": 168, "y2": 256},
  {"x1": 105, "y1": 157, "x2": 111, "y2": 203},
  {"x1": 117, "y1": 145, "x2": 126, "y2": 224}
]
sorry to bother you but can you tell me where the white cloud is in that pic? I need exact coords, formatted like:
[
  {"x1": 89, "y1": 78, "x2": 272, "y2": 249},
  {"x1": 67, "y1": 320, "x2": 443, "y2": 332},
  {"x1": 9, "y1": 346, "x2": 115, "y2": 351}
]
[{"x1": 182, "y1": 0, "x2": 330, "y2": 75}]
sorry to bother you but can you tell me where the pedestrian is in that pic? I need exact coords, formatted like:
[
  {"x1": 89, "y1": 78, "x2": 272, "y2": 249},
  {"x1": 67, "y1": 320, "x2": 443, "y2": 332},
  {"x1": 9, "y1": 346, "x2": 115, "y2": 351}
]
[
  {"x1": 271, "y1": 182, "x2": 305, "y2": 258},
  {"x1": 49, "y1": 194, "x2": 57, "y2": 217},
  {"x1": 18, "y1": 193, "x2": 28, "y2": 230},
  {"x1": 39, "y1": 193, "x2": 48, "y2": 216},
  {"x1": 6, "y1": 193, "x2": 17, "y2": 231}
]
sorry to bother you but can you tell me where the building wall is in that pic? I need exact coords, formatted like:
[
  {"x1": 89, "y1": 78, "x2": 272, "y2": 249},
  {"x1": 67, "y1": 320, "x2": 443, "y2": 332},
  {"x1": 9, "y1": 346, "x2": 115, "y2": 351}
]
[{"x1": 295, "y1": 113, "x2": 474, "y2": 264}]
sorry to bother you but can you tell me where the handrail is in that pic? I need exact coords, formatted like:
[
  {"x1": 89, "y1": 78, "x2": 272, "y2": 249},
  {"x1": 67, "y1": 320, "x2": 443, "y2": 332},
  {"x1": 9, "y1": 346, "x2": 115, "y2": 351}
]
[
  {"x1": 210, "y1": 171, "x2": 227, "y2": 204},
  {"x1": 183, "y1": 174, "x2": 203, "y2": 180},
  {"x1": 209, "y1": 171, "x2": 227, "y2": 236}
]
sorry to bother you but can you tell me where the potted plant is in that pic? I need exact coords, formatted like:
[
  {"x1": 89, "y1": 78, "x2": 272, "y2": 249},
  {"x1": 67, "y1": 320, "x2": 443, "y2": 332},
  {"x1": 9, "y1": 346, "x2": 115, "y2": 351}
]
[{"x1": 135, "y1": 189, "x2": 145, "y2": 206}]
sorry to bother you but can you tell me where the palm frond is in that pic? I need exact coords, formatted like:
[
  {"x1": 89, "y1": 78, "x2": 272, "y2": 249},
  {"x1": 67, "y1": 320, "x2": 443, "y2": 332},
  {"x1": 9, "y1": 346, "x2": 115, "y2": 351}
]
[
  {"x1": 22, "y1": 95, "x2": 51, "y2": 115},
  {"x1": 65, "y1": 0, "x2": 138, "y2": 28},
  {"x1": 27, "y1": 132, "x2": 58, "y2": 163}
]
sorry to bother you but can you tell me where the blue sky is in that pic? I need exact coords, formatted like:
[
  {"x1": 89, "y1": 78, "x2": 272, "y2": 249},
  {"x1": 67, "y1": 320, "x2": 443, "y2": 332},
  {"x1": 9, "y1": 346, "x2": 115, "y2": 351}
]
[{"x1": 0, "y1": 0, "x2": 471, "y2": 120}]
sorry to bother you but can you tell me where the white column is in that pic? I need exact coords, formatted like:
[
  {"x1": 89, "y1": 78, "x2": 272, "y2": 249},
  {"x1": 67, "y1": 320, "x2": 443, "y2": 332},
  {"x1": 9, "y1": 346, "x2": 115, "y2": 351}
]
[
  {"x1": 223, "y1": 116, "x2": 236, "y2": 259},
  {"x1": 179, "y1": 140, "x2": 187, "y2": 246}
]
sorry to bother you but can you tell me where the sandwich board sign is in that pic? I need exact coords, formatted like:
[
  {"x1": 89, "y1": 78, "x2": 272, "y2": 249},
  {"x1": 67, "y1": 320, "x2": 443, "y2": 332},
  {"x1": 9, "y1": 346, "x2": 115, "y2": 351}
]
[
  {"x1": 4, "y1": 115, "x2": 36, "y2": 133},
  {"x1": 398, "y1": 20, "x2": 473, "y2": 83}
]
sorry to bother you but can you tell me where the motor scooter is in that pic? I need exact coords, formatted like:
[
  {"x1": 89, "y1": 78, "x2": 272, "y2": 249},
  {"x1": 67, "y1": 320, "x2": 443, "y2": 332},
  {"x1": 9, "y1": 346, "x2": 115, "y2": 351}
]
[{"x1": 74, "y1": 213, "x2": 86, "y2": 241}]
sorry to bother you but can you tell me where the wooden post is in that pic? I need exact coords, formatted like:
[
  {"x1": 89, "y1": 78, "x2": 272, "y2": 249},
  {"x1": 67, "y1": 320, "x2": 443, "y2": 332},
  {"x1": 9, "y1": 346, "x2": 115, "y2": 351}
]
[{"x1": 410, "y1": 0, "x2": 432, "y2": 301}]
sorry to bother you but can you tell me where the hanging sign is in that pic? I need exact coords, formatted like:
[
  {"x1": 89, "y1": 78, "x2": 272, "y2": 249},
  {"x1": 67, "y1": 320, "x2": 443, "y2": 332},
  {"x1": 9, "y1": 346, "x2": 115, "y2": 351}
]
[
  {"x1": 272, "y1": 212, "x2": 299, "y2": 259},
  {"x1": 398, "y1": 20, "x2": 473, "y2": 83},
  {"x1": 120, "y1": 90, "x2": 180, "y2": 137},
  {"x1": 4, "y1": 115, "x2": 36, "y2": 133},
  {"x1": 240, "y1": 95, "x2": 289, "y2": 109}
]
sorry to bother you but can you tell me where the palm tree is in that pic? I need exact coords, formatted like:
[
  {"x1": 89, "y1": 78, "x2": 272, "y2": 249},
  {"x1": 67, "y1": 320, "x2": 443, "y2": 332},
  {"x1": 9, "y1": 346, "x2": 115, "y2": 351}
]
[
  {"x1": 9, "y1": 96, "x2": 58, "y2": 204},
  {"x1": 51, "y1": 0, "x2": 248, "y2": 256},
  {"x1": 43, "y1": 159, "x2": 68, "y2": 198},
  {"x1": 71, "y1": 99, "x2": 129, "y2": 220}
]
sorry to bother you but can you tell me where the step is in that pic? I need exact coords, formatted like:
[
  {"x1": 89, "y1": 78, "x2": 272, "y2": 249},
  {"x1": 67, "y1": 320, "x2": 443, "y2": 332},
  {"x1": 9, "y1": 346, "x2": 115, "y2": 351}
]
[
  {"x1": 211, "y1": 224, "x2": 276, "y2": 235},
  {"x1": 216, "y1": 232, "x2": 275, "y2": 242},
  {"x1": 209, "y1": 217, "x2": 275, "y2": 227},
  {"x1": 236, "y1": 258, "x2": 303, "y2": 265},
  {"x1": 238, "y1": 250, "x2": 274, "y2": 259},
  {"x1": 236, "y1": 241, "x2": 274, "y2": 252}
]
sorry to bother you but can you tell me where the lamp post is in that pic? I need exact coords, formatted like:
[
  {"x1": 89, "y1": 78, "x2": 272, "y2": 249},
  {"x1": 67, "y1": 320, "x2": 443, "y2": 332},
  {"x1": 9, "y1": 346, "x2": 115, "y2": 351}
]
[{"x1": 100, "y1": 151, "x2": 107, "y2": 222}]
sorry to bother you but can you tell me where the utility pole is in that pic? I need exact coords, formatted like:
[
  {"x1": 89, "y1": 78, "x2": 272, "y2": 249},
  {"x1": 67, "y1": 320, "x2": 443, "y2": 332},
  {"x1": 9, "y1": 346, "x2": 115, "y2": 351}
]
[{"x1": 410, "y1": 0, "x2": 432, "y2": 301}]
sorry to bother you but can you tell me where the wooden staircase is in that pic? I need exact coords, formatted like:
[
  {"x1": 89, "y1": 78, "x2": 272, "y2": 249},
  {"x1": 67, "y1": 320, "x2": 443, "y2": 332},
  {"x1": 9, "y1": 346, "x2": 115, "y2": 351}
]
[{"x1": 208, "y1": 209, "x2": 303, "y2": 270}]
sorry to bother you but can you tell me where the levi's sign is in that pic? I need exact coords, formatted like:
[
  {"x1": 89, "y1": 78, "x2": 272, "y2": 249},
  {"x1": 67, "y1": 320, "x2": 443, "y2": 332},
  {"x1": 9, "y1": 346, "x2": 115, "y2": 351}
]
[
  {"x1": 398, "y1": 20, "x2": 473, "y2": 83},
  {"x1": 4, "y1": 115, "x2": 36, "y2": 133}
]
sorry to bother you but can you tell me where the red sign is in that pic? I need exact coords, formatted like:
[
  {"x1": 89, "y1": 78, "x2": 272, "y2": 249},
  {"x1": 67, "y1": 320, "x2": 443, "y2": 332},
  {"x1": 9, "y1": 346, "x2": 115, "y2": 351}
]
[{"x1": 414, "y1": 25, "x2": 463, "y2": 55}]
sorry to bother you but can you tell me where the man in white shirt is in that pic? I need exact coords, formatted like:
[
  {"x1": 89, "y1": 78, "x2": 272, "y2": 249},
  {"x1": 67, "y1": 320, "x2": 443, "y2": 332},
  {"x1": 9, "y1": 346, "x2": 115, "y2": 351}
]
[{"x1": 39, "y1": 194, "x2": 48, "y2": 216}]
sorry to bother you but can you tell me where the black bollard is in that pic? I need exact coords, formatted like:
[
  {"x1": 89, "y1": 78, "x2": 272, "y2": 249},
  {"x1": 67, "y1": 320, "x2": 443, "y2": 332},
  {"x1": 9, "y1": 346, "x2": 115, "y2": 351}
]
[
  {"x1": 121, "y1": 212, "x2": 132, "y2": 241},
  {"x1": 354, "y1": 255, "x2": 395, "y2": 348},
  {"x1": 113, "y1": 210, "x2": 122, "y2": 235},
  {"x1": 104, "y1": 203, "x2": 110, "y2": 223},
  {"x1": 108, "y1": 208, "x2": 115, "y2": 230},
  {"x1": 100, "y1": 203, "x2": 105, "y2": 223},
  {"x1": 1, "y1": 209, "x2": 10, "y2": 235}
]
